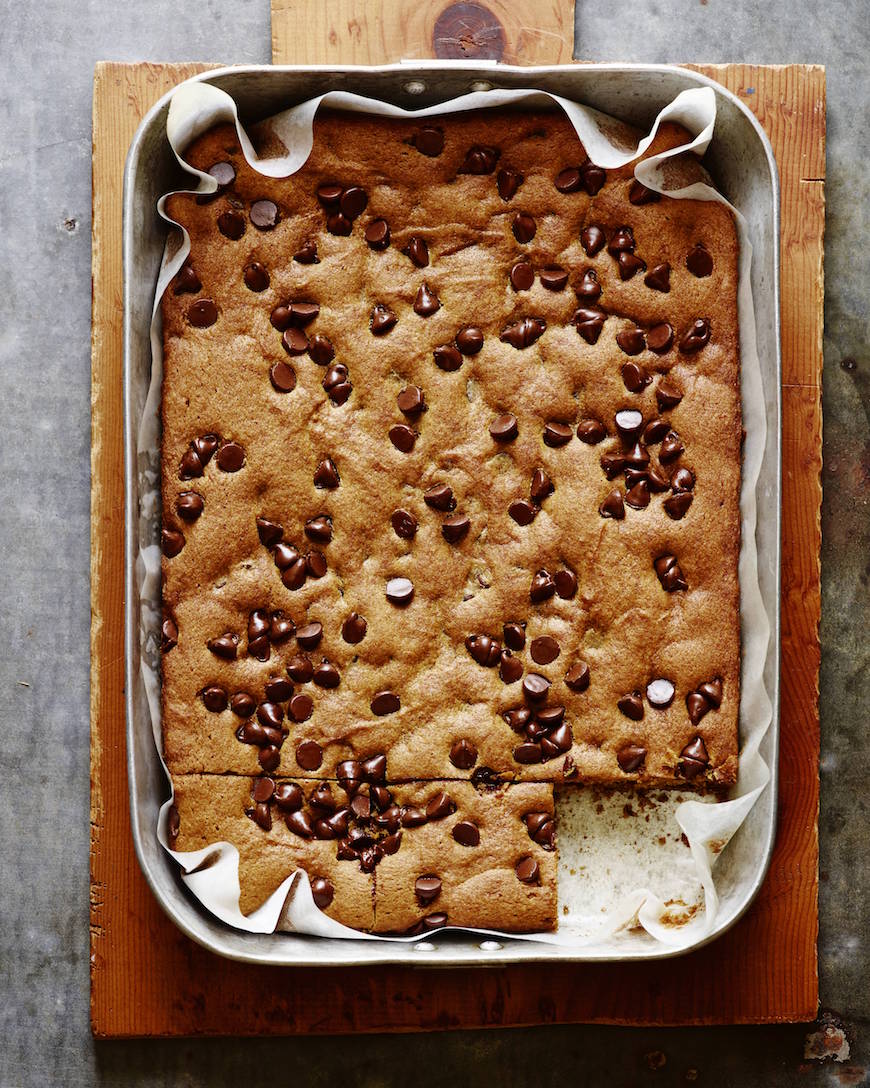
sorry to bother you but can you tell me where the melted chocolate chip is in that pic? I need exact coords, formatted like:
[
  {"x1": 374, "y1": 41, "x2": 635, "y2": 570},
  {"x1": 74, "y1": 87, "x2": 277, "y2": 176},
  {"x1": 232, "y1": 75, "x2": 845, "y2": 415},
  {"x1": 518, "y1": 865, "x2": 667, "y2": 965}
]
[
  {"x1": 296, "y1": 740, "x2": 323, "y2": 771},
  {"x1": 678, "y1": 735, "x2": 710, "y2": 779},
  {"x1": 217, "y1": 209, "x2": 245, "y2": 240},
  {"x1": 188, "y1": 299, "x2": 218, "y2": 327},
  {"x1": 452, "y1": 821, "x2": 480, "y2": 847},
  {"x1": 515, "y1": 857, "x2": 540, "y2": 884},
  {"x1": 618, "y1": 252, "x2": 646, "y2": 280},
  {"x1": 364, "y1": 218, "x2": 390, "y2": 250},
  {"x1": 230, "y1": 692, "x2": 256, "y2": 717},
  {"x1": 207, "y1": 633, "x2": 238, "y2": 660},
  {"x1": 647, "y1": 323, "x2": 675, "y2": 354},
  {"x1": 296, "y1": 622, "x2": 323, "y2": 650},
  {"x1": 686, "y1": 243, "x2": 714, "y2": 277},
  {"x1": 565, "y1": 661, "x2": 590, "y2": 692},
  {"x1": 415, "y1": 875, "x2": 442, "y2": 904},
  {"x1": 424, "y1": 484, "x2": 455, "y2": 511},
  {"x1": 289, "y1": 693, "x2": 313, "y2": 722},
  {"x1": 456, "y1": 326, "x2": 484, "y2": 356},
  {"x1": 412, "y1": 127, "x2": 444, "y2": 156},
  {"x1": 173, "y1": 263, "x2": 201, "y2": 295},
  {"x1": 314, "y1": 457, "x2": 340, "y2": 489},
  {"x1": 501, "y1": 317, "x2": 545, "y2": 349},
  {"x1": 664, "y1": 492, "x2": 694, "y2": 519},
  {"x1": 618, "y1": 691, "x2": 644, "y2": 720},
  {"x1": 497, "y1": 167, "x2": 523, "y2": 200},
  {"x1": 243, "y1": 262, "x2": 269, "y2": 292},
  {"x1": 391, "y1": 509, "x2": 418, "y2": 539},
  {"x1": 645, "y1": 263, "x2": 671, "y2": 292},
  {"x1": 269, "y1": 361, "x2": 297, "y2": 393},
  {"x1": 311, "y1": 877, "x2": 334, "y2": 909},
  {"x1": 554, "y1": 569, "x2": 577, "y2": 599},
  {"x1": 573, "y1": 307, "x2": 605, "y2": 344},
  {"x1": 370, "y1": 304, "x2": 397, "y2": 335},
  {"x1": 281, "y1": 328, "x2": 309, "y2": 356},
  {"x1": 530, "y1": 636, "x2": 560, "y2": 665},
  {"x1": 201, "y1": 685, "x2": 228, "y2": 712},
  {"x1": 414, "y1": 282, "x2": 440, "y2": 317},
  {"x1": 509, "y1": 499, "x2": 538, "y2": 526},
  {"x1": 466, "y1": 634, "x2": 502, "y2": 668},
  {"x1": 616, "y1": 327, "x2": 646, "y2": 356},
  {"x1": 434, "y1": 344, "x2": 463, "y2": 371},
  {"x1": 499, "y1": 651, "x2": 523, "y2": 684},
  {"x1": 503, "y1": 622, "x2": 526, "y2": 652},
  {"x1": 341, "y1": 612, "x2": 367, "y2": 644},
  {"x1": 656, "y1": 376, "x2": 683, "y2": 409},
  {"x1": 308, "y1": 334, "x2": 335, "y2": 365},
  {"x1": 403, "y1": 236, "x2": 429, "y2": 267},
  {"x1": 294, "y1": 240, "x2": 319, "y2": 264},
  {"x1": 512, "y1": 213, "x2": 536, "y2": 243},
  {"x1": 442, "y1": 515, "x2": 470, "y2": 543},
  {"x1": 579, "y1": 161, "x2": 606, "y2": 194},
  {"x1": 629, "y1": 180, "x2": 660, "y2": 205},
  {"x1": 162, "y1": 528, "x2": 185, "y2": 557},
  {"x1": 530, "y1": 469, "x2": 553, "y2": 504},
  {"x1": 522, "y1": 673, "x2": 550, "y2": 703},
  {"x1": 617, "y1": 744, "x2": 647, "y2": 773},
  {"x1": 576, "y1": 418, "x2": 606, "y2": 445},
  {"x1": 580, "y1": 225, "x2": 606, "y2": 256},
  {"x1": 509, "y1": 260, "x2": 534, "y2": 291},
  {"x1": 459, "y1": 145, "x2": 499, "y2": 174},
  {"x1": 371, "y1": 691, "x2": 400, "y2": 716},
  {"x1": 654, "y1": 554, "x2": 688, "y2": 592},
  {"x1": 449, "y1": 738, "x2": 477, "y2": 769},
  {"x1": 598, "y1": 488, "x2": 625, "y2": 519},
  {"x1": 679, "y1": 318, "x2": 711, "y2": 353},
  {"x1": 529, "y1": 569, "x2": 556, "y2": 603},
  {"x1": 489, "y1": 414, "x2": 518, "y2": 442},
  {"x1": 543, "y1": 422, "x2": 573, "y2": 448},
  {"x1": 389, "y1": 424, "x2": 417, "y2": 453}
]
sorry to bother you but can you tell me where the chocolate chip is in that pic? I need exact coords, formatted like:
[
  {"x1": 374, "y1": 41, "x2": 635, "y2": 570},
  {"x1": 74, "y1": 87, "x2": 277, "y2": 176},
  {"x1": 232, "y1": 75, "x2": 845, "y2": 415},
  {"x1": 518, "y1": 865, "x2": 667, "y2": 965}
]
[
  {"x1": 414, "y1": 282, "x2": 440, "y2": 316},
  {"x1": 512, "y1": 213, "x2": 536, "y2": 243},
  {"x1": 306, "y1": 511, "x2": 332, "y2": 541},
  {"x1": 449, "y1": 738, "x2": 477, "y2": 769},
  {"x1": 282, "y1": 328, "x2": 309, "y2": 356},
  {"x1": 647, "y1": 464, "x2": 671, "y2": 492},
  {"x1": 687, "y1": 243, "x2": 714, "y2": 277},
  {"x1": 386, "y1": 577, "x2": 414, "y2": 606},
  {"x1": 659, "y1": 431, "x2": 684, "y2": 463},
  {"x1": 580, "y1": 225, "x2": 606, "y2": 256},
  {"x1": 326, "y1": 212, "x2": 352, "y2": 236},
  {"x1": 230, "y1": 692, "x2": 255, "y2": 717},
  {"x1": 264, "y1": 676, "x2": 293, "y2": 703},
  {"x1": 216, "y1": 441, "x2": 245, "y2": 472},
  {"x1": 459, "y1": 145, "x2": 499, "y2": 174},
  {"x1": 699, "y1": 679, "x2": 723, "y2": 707},
  {"x1": 625, "y1": 479, "x2": 651, "y2": 509},
  {"x1": 509, "y1": 260, "x2": 534, "y2": 292},
  {"x1": 509, "y1": 499, "x2": 538, "y2": 526},
  {"x1": 370, "y1": 303, "x2": 397, "y2": 335},
  {"x1": 250, "y1": 801, "x2": 272, "y2": 830},
  {"x1": 656, "y1": 376, "x2": 683, "y2": 409},
  {"x1": 678, "y1": 735, "x2": 710, "y2": 779},
  {"x1": 576, "y1": 269, "x2": 601, "y2": 301},
  {"x1": 271, "y1": 784, "x2": 302, "y2": 813},
  {"x1": 629, "y1": 180, "x2": 660, "y2": 205},
  {"x1": 580, "y1": 161, "x2": 606, "y2": 194},
  {"x1": 391, "y1": 509, "x2": 418, "y2": 539},
  {"x1": 645, "y1": 263, "x2": 671, "y2": 292},
  {"x1": 397, "y1": 386, "x2": 425, "y2": 417},
  {"x1": 504, "y1": 707, "x2": 532, "y2": 733},
  {"x1": 434, "y1": 344, "x2": 463, "y2": 371},
  {"x1": 530, "y1": 636, "x2": 560, "y2": 665},
  {"x1": 389, "y1": 424, "x2": 417, "y2": 453},
  {"x1": 313, "y1": 660, "x2": 340, "y2": 689},
  {"x1": 281, "y1": 559, "x2": 307, "y2": 590},
  {"x1": 554, "y1": 167, "x2": 582, "y2": 193},
  {"x1": 664, "y1": 492, "x2": 693, "y2": 519},
  {"x1": 654, "y1": 554, "x2": 687, "y2": 592},
  {"x1": 685, "y1": 693, "x2": 710, "y2": 726},
  {"x1": 259, "y1": 745, "x2": 281, "y2": 772},
  {"x1": 257, "y1": 700, "x2": 284, "y2": 729},
  {"x1": 403, "y1": 236, "x2": 429, "y2": 267},
  {"x1": 530, "y1": 469, "x2": 553, "y2": 504},
  {"x1": 513, "y1": 742, "x2": 542, "y2": 764},
  {"x1": 442, "y1": 515, "x2": 470, "y2": 544},
  {"x1": 671, "y1": 467, "x2": 695, "y2": 493},
  {"x1": 647, "y1": 323, "x2": 675, "y2": 355},
  {"x1": 624, "y1": 441, "x2": 650, "y2": 468},
  {"x1": 401, "y1": 806, "x2": 427, "y2": 828},
  {"x1": 618, "y1": 744, "x2": 647, "y2": 773},
  {"x1": 573, "y1": 307, "x2": 605, "y2": 344},
  {"x1": 642, "y1": 678, "x2": 674, "y2": 709},
  {"x1": 294, "y1": 240, "x2": 319, "y2": 264},
  {"x1": 618, "y1": 691, "x2": 644, "y2": 721},
  {"x1": 554, "y1": 569, "x2": 577, "y2": 599},
  {"x1": 288, "y1": 693, "x2": 313, "y2": 723},
  {"x1": 269, "y1": 361, "x2": 297, "y2": 393},
  {"x1": 308, "y1": 334, "x2": 335, "y2": 365},
  {"x1": 643, "y1": 417, "x2": 669, "y2": 444},
  {"x1": 575, "y1": 418, "x2": 605, "y2": 446},
  {"x1": 341, "y1": 612, "x2": 367, "y2": 644},
  {"x1": 600, "y1": 452, "x2": 626, "y2": 479},
  {"x1": 294, "y1": 740, "x2": 322, "y2": 771},
  {"x1": 316, "y1": 184, "x2": 343, "y2": 208},
  {"x1": 526, "y1": 813, "x2": 556, "y2": 850},
  {"x1": 617, "y1": 328, "x2": 646, "y2": 356},
  {"x1": 426, "y1": 791, "x2": 456, "y2": 820},
  {"x1": 173, "y1": 263, "x2": 201, "y2": 295},
  {"x1": 503, "y1": 622, "x2": 526, "y2": 652},
  {"x1": 207, "y1": 633, "x2": 238, "y2": 660},
  {"x1": 619, "y1": 252, "x2": 646, "y2": 280},
  {"x1": 188, "y1": 299, "x2": 218, "y2": 327},
  {"x1": 201, "y1": 685, "x2": 228, "y2": 712},
  {"x1": 515, "y1": 857, "x2": 539, "y2": 884},
  {"x1": 424, "y1": 484, "x2": 455, "y2": 511},
  {"x1": 543, "y1": 422, "x2": 572, "y2": 447},
  {"x1": 371, "y1": 691, "x2": 400, "y2": 716},
  {"x1": 339, "y1": 186, "x2": 367, "y2": 219},
  {"x1": 465, "y1": 634, "x2": 502, "y2": 667},
  {"x1": 295, "y1": 622, "x2": 322, "y2": 651},
  {"x1": 314, "y1": 457, "x2": 340, "y2": 489},
  {"x1": 679, "y1": 318, "x2": 711, "y2": 353},
  {"x1": 489, "y1": 414, "x2": 518, "y2": 442},
  {"x1": 529, "y1": 569, "x2": 556, "y2": 604},
  {"x1": 273, "y1": 542, "x2": 298, "y2": 568},
  {"x1": 565, "y1": 662, "x2": 590, "y2": 693},
  {"x1": 412, "y1": 127, "x2": 444, "y2": 156},
  {"x1": 499, "y1": 651, "x2": 523, "y2": 684},
  {"x1": 415, "y1": 875, "x2": 442, "y2": 904},
  {"x1": 206, "y1": 161, "x2": 235, "y2": 191},
  {"x1": 523, "y1": 673, "x2": 550, "y2": 702},
  {"x1": 497, "y1": 167, "x2": 523, "y2": 200},
  {"x1": 240, "y1": 261, "x2": 269, "y2": 292},
  {"x1": 217, "y1": 209, "x2": 245, "y2": 240},
  {"x1": 495, "y1": 315, "x2": 543, "y2": 348},
  {"x1": 285, "y1": 809, "x2": 313, "y2": 838},
  {"x1": 365, "y1": 218, "x2": 390, "y2": 249},
  {"x1": 323, "y1": 364, "x2": 352, "y2": 405},
  {"x1": 452, "y1": 821, "x2": 480, "y2": 847},
  {"x1": 539, "y1": 266, "x2": 569, "y2": 291},
  {"x1": 308, "y1": 877, "x2": 334, "y2": 910},
  {"x1": 454, "y1": 324, "x2": 482, "y2": 354},
  {"x1": 162, "y1": 528, "x2": 185, "y2": 557},
  {"x1": 599, "y1": 488, "x2": 625, "y2": 519},
  {"x1": 614, "y1": 408, "x2": 643, "y2": 442},
  {"x1": 250, "y1": 199, "x2": 279, "y2": 230}
]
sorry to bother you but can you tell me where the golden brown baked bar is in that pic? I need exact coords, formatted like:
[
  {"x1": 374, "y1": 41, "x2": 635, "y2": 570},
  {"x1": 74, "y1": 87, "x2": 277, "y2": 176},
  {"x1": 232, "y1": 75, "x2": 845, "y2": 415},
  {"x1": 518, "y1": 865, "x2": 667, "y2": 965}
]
[
  {"x1": 160, "y1": 108, "x2": 740, "y2": 810},
  {"x1": 171, "y1": 775, "x2": 556, "y2": 930}
]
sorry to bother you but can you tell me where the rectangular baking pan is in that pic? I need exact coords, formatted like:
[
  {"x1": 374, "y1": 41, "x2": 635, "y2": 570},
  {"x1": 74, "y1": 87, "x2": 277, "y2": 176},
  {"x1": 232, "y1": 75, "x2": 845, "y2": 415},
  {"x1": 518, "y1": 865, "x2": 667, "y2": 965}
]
[{"x1": 123, "y1": 62, "x2": 781, "y2": 966}]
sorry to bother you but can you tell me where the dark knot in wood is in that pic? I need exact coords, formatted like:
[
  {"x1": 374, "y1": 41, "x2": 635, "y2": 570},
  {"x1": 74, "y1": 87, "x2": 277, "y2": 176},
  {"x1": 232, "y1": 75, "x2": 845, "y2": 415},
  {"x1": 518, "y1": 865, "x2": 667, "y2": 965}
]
[{"x1": 433, "y1": 2, "x2": 506, "y2": 61}]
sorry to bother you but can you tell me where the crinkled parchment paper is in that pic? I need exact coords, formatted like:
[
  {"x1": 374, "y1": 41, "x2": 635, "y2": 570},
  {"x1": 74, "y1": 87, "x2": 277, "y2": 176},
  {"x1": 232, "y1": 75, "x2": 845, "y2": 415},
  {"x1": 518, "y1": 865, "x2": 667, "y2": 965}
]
[{"x1": 136, "y1": 80, "x2": 772, "y2": 951}]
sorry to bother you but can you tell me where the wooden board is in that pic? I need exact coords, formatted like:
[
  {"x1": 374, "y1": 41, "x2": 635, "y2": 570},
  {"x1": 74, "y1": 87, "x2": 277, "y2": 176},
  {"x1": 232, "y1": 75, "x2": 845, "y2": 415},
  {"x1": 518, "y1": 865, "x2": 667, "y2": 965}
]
[{"x1": 90, "y1": 3, "x2": 823, "y2": 1036}]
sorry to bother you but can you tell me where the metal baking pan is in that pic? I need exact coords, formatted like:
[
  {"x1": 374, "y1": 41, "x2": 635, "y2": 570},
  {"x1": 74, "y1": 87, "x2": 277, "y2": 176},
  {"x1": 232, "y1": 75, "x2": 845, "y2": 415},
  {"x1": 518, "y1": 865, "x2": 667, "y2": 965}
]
[{"x1": 123, "y1": 62, "x2": 781, "y2": 966}]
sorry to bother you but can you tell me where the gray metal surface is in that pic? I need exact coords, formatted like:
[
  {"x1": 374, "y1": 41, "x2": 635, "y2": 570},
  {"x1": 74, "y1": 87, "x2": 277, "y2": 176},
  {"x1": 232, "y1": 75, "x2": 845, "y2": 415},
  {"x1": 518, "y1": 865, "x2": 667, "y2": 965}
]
[{"x1": 123, "y1": 62, "x2": 781, "y2": 967}]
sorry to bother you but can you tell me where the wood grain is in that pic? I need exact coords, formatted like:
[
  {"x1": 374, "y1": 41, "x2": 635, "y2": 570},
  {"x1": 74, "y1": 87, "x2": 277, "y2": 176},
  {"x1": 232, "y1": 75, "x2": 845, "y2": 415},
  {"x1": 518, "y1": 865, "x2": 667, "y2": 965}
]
[
  {"x1": 272, "y1": 0, "x2": 574, "y2": 66},
  {"x1": 90, "y1": 13, "x2": 823, "y2": 1035}
]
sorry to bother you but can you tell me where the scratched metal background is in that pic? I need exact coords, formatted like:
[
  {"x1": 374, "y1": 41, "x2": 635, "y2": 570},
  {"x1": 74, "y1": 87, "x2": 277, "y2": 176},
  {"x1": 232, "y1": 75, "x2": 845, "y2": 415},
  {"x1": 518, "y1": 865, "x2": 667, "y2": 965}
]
[{"x1": 0, "y1": 0, "x2": 866, "y2": 1084}]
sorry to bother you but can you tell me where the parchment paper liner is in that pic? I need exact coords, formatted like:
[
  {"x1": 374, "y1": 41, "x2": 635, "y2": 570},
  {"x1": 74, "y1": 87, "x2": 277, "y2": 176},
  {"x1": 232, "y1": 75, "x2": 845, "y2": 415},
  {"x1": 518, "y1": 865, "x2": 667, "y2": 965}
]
[{"x1": 136, "y1": 80, "x2": 772, "y2": 950}]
